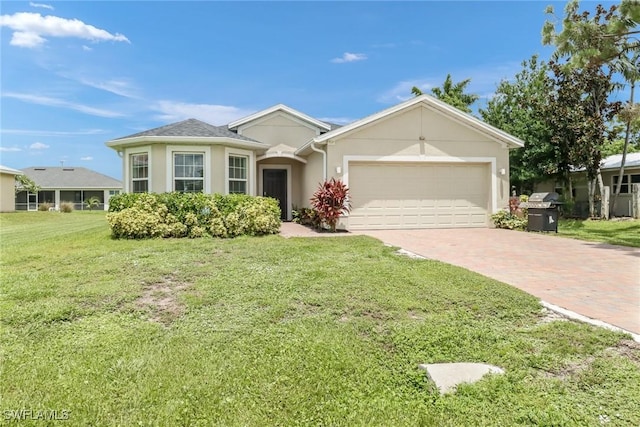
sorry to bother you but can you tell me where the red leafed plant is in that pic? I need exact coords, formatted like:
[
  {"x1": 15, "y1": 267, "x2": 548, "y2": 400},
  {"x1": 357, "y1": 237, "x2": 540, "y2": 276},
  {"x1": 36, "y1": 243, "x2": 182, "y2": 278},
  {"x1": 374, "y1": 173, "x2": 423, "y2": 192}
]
[{"x1": 310, "y1": 178, "x2": 351, "y2": 232}]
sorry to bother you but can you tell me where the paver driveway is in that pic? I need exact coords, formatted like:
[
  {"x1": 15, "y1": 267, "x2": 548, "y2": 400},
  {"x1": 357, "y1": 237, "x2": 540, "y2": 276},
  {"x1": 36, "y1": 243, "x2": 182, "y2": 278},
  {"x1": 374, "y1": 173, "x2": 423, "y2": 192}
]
[{"x1": 354, "y1": 228, "x2": 640, "y2": 335}]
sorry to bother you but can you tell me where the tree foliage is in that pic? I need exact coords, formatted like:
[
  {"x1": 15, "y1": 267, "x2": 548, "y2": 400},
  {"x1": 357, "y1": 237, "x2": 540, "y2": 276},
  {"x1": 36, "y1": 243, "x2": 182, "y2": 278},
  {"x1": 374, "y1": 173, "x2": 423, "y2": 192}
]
[
  {"x1": 542, "y1": 0, "x2": 640, "y2": 68},
  {"x1": 14, "y1": 174, "x2": 39, "y2": 194},
  {"x1": 412, "y1": 74, "x2": 479, "y2": 113},
  {"x1": 480, "y1": 56, "x2": 555, "y2": 193}
]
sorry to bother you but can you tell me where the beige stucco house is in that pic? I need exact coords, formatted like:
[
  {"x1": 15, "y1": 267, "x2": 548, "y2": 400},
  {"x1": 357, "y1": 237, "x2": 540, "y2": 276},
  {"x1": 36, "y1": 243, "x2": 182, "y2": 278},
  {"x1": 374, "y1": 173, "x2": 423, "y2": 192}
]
[
  {"x1": 0, "y1": 165, "x2": 22, "y2": 212},
  {"x1": 106, "y1": 95, "x2": 524, "y2": 230}
]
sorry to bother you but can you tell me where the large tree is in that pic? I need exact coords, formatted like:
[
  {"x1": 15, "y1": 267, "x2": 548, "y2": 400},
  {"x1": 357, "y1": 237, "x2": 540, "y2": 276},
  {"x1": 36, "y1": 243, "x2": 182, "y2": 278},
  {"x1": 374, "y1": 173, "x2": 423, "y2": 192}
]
[
  {"x1": 543, "y1": 0, "x2": 633, "y2": 217},
  {"x1": 480, "y1": 56, "x2": 556, "y2": 194},
  {"x1": 412, "y1": 74, "x2": 479, "y2": 113},
  {"x1": 545, "y1": 61, "x2": 620, "y2": 217}
]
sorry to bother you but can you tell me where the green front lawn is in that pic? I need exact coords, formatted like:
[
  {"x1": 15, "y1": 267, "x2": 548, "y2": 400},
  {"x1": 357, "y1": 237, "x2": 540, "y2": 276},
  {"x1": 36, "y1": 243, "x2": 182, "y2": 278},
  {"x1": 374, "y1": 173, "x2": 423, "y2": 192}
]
[
  {"x1": 1, "y1": 212, "x2": 639, "y2": 426},
  {"x1": 559, "y1": 218, "x2": 640, "y2": 247}
]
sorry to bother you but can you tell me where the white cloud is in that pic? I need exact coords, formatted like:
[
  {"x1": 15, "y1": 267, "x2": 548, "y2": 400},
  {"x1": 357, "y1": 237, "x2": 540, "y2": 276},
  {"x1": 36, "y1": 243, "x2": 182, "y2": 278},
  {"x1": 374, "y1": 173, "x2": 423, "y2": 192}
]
[
  {"x1": 3, "y1": 92, "x2": 124, "y2": 118},
  {"x1": 377, "y1": 79, "x2": 433, "y2": 103},
  {"x1": 152, "y1": 101, "x2": 253, "y2": 125},
  {"x1": 0, "y1": 12, "x2": 129, "y2": 48},
  {"x1": 318, "y1": 117, "x2": 355, "y2": 125},
  {"x1": 30, "y1": 2, "x2": 54, "y2": 10},
  {"x1": 30, "y1": 142, "x2": 49, "y2": 149},
  {"x1": 0, "y1": 146, "x2": 22, "y2": 152},
  {"x1": 1, "y1": 128, "x2": 106, "y2": 136},
  {"x1": 331, "y1": 52, "x2": 367, "y2": 64},
  {"x1": 80, "y1": 156, "x2": 93, "y2": 161},
  {"x1": 82, "y1": 45, "x2": 92, "y2": 51}
]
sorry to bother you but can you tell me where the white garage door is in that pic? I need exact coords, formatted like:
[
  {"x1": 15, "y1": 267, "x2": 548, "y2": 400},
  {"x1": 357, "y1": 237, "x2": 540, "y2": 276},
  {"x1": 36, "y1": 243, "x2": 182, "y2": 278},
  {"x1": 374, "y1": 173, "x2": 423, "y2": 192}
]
[{"x1": 348, "y1": 162, "x2": 490, "y2": 229}]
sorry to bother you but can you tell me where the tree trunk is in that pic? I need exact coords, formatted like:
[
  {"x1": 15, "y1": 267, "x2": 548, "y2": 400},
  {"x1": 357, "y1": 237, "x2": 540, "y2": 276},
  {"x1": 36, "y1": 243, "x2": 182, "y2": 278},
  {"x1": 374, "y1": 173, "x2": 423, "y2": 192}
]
[
  {"x1": 611, "y1": 82, "x2": 635, "y2": 217},
  {"x1": 597, "y1": 170, "x2": 606, "y2": 219},
  {"x1": 588, "y1": 179, "x2": 596, "y2": 218}
]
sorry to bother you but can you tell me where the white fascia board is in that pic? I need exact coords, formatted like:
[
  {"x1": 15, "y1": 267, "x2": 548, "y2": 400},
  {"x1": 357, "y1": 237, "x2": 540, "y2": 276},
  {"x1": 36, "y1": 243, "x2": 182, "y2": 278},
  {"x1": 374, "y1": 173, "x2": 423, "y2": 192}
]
[
  {"x1": 228, "y1": 104, "x2": 331, "y2": 131},
  {"x1": 106, "y1": 136, "x2": 268, "y2": 151},
  {"x1": 0, "y1": 165, "x2": 23, "y2": 175},
  {"x1": 313, "y1": 95, "x2": 524, "y2": 149}
]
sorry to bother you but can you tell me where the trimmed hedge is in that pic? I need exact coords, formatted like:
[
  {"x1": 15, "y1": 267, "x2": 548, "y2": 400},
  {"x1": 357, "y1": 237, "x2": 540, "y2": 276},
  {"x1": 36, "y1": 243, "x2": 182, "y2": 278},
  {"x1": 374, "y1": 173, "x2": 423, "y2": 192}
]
[{"x1": 107, "y1": 192, "x2": 281, "y2": 239}]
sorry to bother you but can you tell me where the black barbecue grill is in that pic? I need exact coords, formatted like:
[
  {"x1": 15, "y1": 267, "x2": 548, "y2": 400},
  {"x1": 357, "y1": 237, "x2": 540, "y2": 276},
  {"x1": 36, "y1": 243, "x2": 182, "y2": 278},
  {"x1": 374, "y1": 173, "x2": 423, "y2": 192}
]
[{"x1": 519, "y1": 192, "x2": 562, "y2": 232}]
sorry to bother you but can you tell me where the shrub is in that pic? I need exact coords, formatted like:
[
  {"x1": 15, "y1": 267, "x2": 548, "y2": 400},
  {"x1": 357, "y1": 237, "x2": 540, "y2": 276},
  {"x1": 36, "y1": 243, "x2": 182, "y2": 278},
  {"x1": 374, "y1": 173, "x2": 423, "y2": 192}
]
[
  {"x1": 107, "y1": 208, "x2": 166, "y2": 239},
  {"x1": 38, "y1": 203, "x2": 52, "y2": 212},
  {"x1": 292, "y1": 207, "x2": 318, "y2": 226},
  {"x1": 60, "y1": 202, "x2": 74, "y2": 213},
  {"x1": 106, "y1": 192, "x2": 281, "y2": 239},
  {"x1": 310, "y1": 178, "x2": 351, "y2": 232},
  {"x1": 491, "y1": 209, "x2": 528, "y2": 230}
]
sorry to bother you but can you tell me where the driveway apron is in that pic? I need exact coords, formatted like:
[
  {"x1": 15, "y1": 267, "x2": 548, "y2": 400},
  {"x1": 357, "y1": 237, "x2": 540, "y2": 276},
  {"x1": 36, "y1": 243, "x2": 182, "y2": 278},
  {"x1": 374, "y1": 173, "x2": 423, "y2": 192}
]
[{"x1": 355, "y1": 228, "x2": 640, "y2": 335}]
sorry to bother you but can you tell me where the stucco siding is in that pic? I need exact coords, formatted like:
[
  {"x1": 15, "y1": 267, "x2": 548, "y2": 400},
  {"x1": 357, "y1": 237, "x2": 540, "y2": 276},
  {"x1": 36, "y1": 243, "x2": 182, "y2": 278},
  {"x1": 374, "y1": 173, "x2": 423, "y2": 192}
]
[
  {"x1": 1, "y1": 172, "x2": 16, "y2": 212},
  {"x1": 151, "y1": 144, "x2": 167, "y2": 193},
  {"x1": 302, "y1": 151, "x2": 323, "y2": 207},
  {"x1": 241, "y1": 113, "x2": 317, "y2": 150},
  {"x1": 325, "y1": 104, "x2": 511, "y2": 211}
]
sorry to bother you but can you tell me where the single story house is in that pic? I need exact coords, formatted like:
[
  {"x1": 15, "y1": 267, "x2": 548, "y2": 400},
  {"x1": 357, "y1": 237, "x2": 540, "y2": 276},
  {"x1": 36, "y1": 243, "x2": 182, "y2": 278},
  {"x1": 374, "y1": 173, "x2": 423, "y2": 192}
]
[
  {"x1": 16, "y1": 167, "x2": 122, "y2": 211},
  {"x1": 536, "y1": 152, "x2": 640, "y2": 217},
  {"x1": 0, "y1": 165, "x2": 23, "y2": 212},
  {"x1": 106, "y1": 95, "x2": 524, "y2": 230}
]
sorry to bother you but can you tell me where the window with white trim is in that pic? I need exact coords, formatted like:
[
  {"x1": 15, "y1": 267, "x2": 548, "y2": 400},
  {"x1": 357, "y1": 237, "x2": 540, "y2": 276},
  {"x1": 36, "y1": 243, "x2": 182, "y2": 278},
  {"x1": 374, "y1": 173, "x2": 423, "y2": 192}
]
[
  {"x1": 174, "y1": 153, "x2": 204, "y2": 193},
  {"x1": 613, "y1": 174, "x2": 640, "y2": 194},
  {"x1": 228, "y1": 155, "x2": 248, "y2": 194},
  {"x1": 131, "y1": 153, "x2": 149, "y2": 193}
]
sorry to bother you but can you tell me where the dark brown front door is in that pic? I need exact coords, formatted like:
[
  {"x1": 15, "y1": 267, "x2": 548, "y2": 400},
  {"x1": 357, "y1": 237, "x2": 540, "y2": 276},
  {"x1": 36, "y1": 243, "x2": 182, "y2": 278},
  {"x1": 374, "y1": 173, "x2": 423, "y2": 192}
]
[{"x1": 263, "y1": 169, "x2": 287, "y2": 220}]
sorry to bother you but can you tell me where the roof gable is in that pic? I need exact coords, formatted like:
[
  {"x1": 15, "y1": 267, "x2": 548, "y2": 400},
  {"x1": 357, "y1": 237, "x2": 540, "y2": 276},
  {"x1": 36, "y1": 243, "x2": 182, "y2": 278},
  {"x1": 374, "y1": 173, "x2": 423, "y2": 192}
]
[
  {"x1": 228, "y1": 104, "x2": 331, "y2": 132},
  {"x1": 309, "y1": 95, "x2": 524, "y2": 149},
  {"x1": 20, "y1": 167, "x2": 122, "y2": 189}
]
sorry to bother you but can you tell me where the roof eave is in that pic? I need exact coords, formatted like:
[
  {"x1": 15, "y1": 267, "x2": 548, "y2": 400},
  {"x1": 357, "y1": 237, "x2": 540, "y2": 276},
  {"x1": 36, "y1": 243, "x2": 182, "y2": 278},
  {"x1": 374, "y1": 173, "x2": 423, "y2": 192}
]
[{"x1": 106, "y1": 136, "x2": 268, "y2": 150}]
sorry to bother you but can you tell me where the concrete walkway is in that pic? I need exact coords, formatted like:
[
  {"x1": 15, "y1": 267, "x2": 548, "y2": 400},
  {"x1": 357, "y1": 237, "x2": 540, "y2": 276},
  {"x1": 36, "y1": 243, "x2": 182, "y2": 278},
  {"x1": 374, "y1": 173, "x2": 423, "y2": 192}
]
[{"x1": 353, "y1": 228, "x2": 640, "y2": 335}]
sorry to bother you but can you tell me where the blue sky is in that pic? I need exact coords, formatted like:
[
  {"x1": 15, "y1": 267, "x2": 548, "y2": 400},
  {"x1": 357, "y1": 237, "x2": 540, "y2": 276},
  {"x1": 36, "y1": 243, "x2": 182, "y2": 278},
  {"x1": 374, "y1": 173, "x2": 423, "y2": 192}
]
[{"x1": 0, "y1": 1, "x2": 614, "y2": 180}]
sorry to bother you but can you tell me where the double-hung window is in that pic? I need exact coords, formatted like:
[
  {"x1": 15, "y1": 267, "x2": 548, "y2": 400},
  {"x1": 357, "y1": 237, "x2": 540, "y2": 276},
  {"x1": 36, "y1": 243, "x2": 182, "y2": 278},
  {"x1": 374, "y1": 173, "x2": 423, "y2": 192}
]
[
  {"x1": 174, "y1": 153, "x2": 204, "y2": 193},
  {"x1": 228, "y1": 155, "x2": 248, "y2": 194},
  {"x1": 131, "y1": 153, "x2": 149, "y2": 193}
]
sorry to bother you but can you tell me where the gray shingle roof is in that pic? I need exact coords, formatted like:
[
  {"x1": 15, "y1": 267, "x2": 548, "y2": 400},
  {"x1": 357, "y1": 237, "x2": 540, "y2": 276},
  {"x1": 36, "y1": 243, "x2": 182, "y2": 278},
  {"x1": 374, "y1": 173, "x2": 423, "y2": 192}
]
[
  {"x1": 21, "y1": 167, "x2": 122, "y2": 189},
  {"x1": 114, "y1": 118, "x2": 260, "y2": 142}
]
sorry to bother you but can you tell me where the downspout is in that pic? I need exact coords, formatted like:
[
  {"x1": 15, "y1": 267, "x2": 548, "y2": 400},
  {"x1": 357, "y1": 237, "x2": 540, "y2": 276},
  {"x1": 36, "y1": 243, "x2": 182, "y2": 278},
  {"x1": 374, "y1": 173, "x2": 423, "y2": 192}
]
[{"x1": 310, "y1": 140, "x2": 327, "y2": 181}]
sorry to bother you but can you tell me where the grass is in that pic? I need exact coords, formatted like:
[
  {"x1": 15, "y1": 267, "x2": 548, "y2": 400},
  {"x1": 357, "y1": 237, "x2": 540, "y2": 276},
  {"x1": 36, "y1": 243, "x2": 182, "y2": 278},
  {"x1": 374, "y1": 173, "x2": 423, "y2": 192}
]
[
  {"x1": 1, "y1": 212, "x2": 639, "y2": 426},
  {"x1": 559, "y1": 218, "x2": 640, "y2": 247}
]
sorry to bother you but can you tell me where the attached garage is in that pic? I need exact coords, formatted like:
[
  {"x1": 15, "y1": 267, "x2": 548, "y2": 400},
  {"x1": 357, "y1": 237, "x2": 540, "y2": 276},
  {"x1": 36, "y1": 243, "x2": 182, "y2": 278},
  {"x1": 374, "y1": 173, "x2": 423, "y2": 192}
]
[{"x1": 348, "y1": 161, "x2": 491, "y2": 229}]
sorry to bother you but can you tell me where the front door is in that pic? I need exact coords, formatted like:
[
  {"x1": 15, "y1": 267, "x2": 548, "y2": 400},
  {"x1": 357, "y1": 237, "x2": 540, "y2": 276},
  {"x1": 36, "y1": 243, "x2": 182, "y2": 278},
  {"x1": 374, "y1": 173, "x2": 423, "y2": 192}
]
[
  {"x1": 28, "y1": 193, "x2": 37, "y2": 211},
  {"x1": 263, "y1": 169, "x2": 287, "y2": 220}
]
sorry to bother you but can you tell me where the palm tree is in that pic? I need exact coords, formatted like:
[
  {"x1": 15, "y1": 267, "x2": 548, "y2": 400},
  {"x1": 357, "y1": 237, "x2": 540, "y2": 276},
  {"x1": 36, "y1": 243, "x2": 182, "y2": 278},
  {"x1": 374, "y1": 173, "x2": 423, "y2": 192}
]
[{"x1": 412, "y1": 74, "x2": 479, "y2": 113}]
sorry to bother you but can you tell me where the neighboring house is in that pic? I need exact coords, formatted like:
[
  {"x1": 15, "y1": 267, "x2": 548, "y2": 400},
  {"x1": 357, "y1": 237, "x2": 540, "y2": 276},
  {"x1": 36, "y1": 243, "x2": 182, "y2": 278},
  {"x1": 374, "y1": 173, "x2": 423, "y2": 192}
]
[
  {"x1": 0, "y1": 165, "x2": 22, "y2": 212},
  {"x1": 106, "y1": 95, "x2": 523, "y2": 230},
  {"x1": 16, "y1": 167, "x2": 122, "y2": 211},
  {"x1": 536, "y1": 152, "x2": 640, "y2": 217}
]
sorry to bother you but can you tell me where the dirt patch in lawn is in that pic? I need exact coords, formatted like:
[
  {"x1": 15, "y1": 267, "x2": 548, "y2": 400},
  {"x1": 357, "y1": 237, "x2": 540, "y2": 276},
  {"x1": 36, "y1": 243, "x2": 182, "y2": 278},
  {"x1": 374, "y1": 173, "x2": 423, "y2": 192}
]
[
  {"x1": 607, "y1": 339, "x2": 640, "y2": 367},
  {"x1": 538, "y1": 307, "x2": 569, "y2": 325},
  {"x1": 136, "y1": 273, "x2": 191, "y2": 325}
]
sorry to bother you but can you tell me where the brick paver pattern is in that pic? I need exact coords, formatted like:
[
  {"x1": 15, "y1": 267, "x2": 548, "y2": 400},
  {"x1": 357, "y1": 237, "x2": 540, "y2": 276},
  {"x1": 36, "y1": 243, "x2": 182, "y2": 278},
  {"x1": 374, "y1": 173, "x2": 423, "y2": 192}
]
[{"x1": 352, "y1": 228, "x2": 640, "y2": 335}]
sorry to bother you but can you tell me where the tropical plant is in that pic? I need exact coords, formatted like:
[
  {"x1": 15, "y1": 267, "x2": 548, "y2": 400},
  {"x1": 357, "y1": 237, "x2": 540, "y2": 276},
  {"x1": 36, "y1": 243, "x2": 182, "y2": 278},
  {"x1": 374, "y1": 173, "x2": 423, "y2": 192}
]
[
  {"x1": 309, "y1": 178, "x2": 351, "y2": 232},
  {"x1": 412, "y1": 73, "x2": 479, "y2": 113},
  {"x1": 14, "y1": 174, "x2": 39, "y2": 194},
  {"x1": 85, "y1": 196, "x2": 101, "y2": 211}
]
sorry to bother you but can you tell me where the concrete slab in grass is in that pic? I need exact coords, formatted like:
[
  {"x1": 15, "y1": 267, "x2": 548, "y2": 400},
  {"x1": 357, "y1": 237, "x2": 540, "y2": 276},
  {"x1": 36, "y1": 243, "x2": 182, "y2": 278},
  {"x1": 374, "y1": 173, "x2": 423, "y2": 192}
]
[{"x1": 419, "y1": 362, "x2": 505, "y2": 394}]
